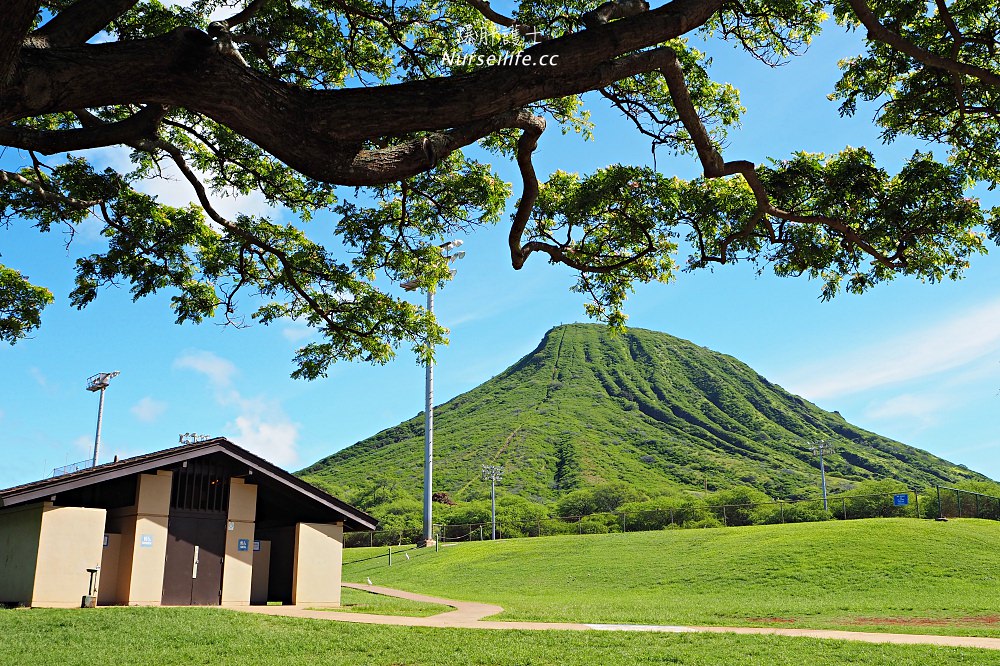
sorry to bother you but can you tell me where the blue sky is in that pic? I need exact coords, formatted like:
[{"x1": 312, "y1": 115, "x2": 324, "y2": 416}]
[{"x1": 2, "y1": 16, "x2": 998, "y2": 489}]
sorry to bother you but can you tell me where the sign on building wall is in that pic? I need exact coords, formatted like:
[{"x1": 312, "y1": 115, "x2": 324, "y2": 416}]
[
  {"x1": 140, "y1": 534, "x2": 153, "y2": 548},
  {"x1": 237, "y1": 538, "x2": 250, "y2": 551}
]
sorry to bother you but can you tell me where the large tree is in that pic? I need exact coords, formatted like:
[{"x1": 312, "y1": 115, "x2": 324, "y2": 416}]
[{"x1": 1, "y1": 0, "x2": 997, "y2": 376}]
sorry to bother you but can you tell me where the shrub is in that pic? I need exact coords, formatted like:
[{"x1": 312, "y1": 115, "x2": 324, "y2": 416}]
[
  {"x1": 757, "y1": 500, "x2": 832, "y2": 524},
  {"x1": 706, "y1": 487, "x2": 773, "y2": 526},
  {"x1": 369, "y1": 498, "x2": 423, "y2": 544},
  {"x1": 556, "y1": 482, "x2": 647, "y2": 517},
  {"x1": 839, "y1": 480, "x2": 915, "y2": 519},
  {"x1": 496, "y1": 495, "x2": 549, "y2": 537},
  {"x1": 683, "y1": 516, "x2": 724, "y2": 529},
  {"x1": 619, "y1": 495, "x2": 714, "y2": 531}
]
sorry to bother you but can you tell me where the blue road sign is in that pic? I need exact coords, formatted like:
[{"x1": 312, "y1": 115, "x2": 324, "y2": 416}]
[
  {"x1": 238, "y1": 538, "x2": 250, "y2": 552},
  {"x1": 893, "y1": 493, "x2": 909, "y2": 506}
]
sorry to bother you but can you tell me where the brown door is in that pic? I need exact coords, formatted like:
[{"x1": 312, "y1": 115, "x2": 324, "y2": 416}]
[{"x1": 162, "y1": 515, "x2": 226, "y2": 605}]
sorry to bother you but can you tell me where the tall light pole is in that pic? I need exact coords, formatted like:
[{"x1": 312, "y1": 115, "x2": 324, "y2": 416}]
[
  {"x1": 809, "y1": 439, "x2": 835, "y2": 511},
  {"x1": 482, "y1": 464, "x2": 503, "y2": 540},
  {"x1": 402, "y1": 240, "x2": 465, "y2": 546},
  {"x1": 86, "y1": 371, "x2": 120, "y2": 468}
]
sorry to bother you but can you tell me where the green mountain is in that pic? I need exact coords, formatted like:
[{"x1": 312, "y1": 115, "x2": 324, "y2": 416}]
[{"x1": 300, "y1": 324, "x2": 988, "y2": 502}]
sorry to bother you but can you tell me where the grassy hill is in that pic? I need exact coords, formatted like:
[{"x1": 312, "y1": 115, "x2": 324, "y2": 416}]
[
  {"x1": 343, "y1": 518, "x2": 1000, "y2": 636},
  {"x1": 301, "y1": 324, "x2": 987, "y2": 503}
]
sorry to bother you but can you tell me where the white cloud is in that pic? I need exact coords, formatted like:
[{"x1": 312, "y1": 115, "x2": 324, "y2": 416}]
[
  {"x1": 131, "y1": 397, "x2": 168, "y2": 423},
  {"x1": 85, "y1": 145, "x2": 275, "y2": 225},
  {"x1": 783, "y1": 299, "x2": 1000, "y2": 399},
  {"x1": 73, "y1": 435, "x2": 94, "y2": 455},
  {"x1": 29, "y1": 367, "x2": 49, "y2": 388},
  {"x1": 229, "y1": 412, "x2": 300, "y2": 467},
  {"x1": 173, "y1": 350, "x2": 237, "y2": 388},
  {"x1": 282, "y1": 324, "x2": 314, "y2": 343},
  {"x1": 223, "y1": 394, "x2": 301, "y2": 467},
  {"x1": 863, "y1": 393, "x2": 951, "y2": 427},
  {"x1": 174, "y1": 350, "x2": 300, "y2": 466}
]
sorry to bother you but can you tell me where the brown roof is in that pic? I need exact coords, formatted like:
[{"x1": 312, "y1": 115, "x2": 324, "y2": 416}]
[{"x1": 0, "y1": 437, "x2": 376, "y2": 531}]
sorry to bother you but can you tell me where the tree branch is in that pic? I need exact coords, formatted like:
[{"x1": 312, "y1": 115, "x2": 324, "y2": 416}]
[
  {"x1": 33, "y1": 0, "x2": 139, "y2": 47},
  {"x1": 582, "y1": 0, "x2": 650, "y2": 30},
  {"x1": 120, "y1": 125, "x2": 375, "y2": 339},
  {"x1": 508, "y1": 116, "x2": 546, "y2": 269},
  {"x1": 1, "y1": 0, "x2": 39, "y2": 87},
  {"x1": 0, "y1": 104, "x2": 165, "y2": 154},
  {"x1": 3, "y1": 0, "x2": 724, "y2": 185},
  {"x1": 845, "y1": 0, "x2": 1000, "y2": 89},
  {"x1": 464, "y1": 0, "x2": 548, "y2": 40},
  {"x1": 218, "y1": 0, "x2": 271, "y2": 30},
  {"x1": 465, "y1": 0, "x2": 518, "y2": 28},
  {"x1": 659, "y1": 45, "x2": 901, "y2": 270},
  {"x1": 0, "y1": 168, "x2": 100, "y2": 210}
]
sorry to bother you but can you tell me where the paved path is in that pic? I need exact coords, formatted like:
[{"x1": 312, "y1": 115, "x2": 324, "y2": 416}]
[{"x1": 233, "y1": 583, "x2": 1000, "y2": 651}]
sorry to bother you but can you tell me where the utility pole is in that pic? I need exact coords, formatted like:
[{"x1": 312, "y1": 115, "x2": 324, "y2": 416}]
[
  {"x1": 482, "y1": 464, "x2": 503, "y2": 540},
  {"x1": 402, "y1": 240, "x2": 465, "y2": 546},
  {"x1": 86, "y1": 372, "x2": 120, "y2": 468},
  {"x1": 809, "y1": 440, "x2": 835, "y2": 511}
]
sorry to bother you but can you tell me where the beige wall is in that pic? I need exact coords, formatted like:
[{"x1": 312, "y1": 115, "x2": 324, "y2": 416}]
[
  {"x1": 250, "y1": 540, "x2": 270, "y2": 605},
  {"x1": 117, "y1": 471, "x2": 171, "y2": 605},
  {"x1": 31, "y1": 505, "x2": 106, "y2": 608},
  {"x1": 98, "y1": 533, "x2": 121, "y2": 605},
  {"x1": 221, "y1": 478, "x2": 257, "y2": 606},
  {"x1": 0, "y1": 503, "x2": 43, "y2": 604},
  {"x1": 291, "y1": 522, "x2": 343, "y2": 607}
]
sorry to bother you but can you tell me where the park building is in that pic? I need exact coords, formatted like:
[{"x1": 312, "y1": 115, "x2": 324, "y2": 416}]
[{"x1": 0, "y1": 437, "x2": 376, "y2": 608}]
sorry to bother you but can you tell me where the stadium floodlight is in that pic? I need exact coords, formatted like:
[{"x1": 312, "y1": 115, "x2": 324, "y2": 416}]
[
  {"x1": 402, "y1": 240, "x2": 466, "y2": 546},
  {"x1": 808, "y1": 440, "x2": 836, "y2": 511},
  {"x1": 482, "y1": 464, "x2": 504, "y2": 540},
  {"x1": 86, "y1": 371, "x2": 120, "y2": 468}
]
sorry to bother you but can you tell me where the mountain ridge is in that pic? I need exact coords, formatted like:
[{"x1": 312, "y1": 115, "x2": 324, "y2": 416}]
[{"x1": 300, "y1": 324, "x2": 988, "y2": 502}]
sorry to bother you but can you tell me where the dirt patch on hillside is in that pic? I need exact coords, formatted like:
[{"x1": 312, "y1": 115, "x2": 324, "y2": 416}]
[{"x1": 746, "y1": 617, "x2": 797, "y2": 624}]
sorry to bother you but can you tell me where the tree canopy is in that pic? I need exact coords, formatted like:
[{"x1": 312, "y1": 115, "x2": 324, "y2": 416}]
[{"x1": 1, "y1": 0, "x2": 998, "y2": 377}]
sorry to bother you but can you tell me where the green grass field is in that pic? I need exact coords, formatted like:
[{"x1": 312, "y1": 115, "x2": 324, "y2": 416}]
[
  {"x1": 343, "y1": 518, "x2": 1000, "y2": 636},
  {"x1": 4, "y1": 518, "x2": 998, "y2": 665},
  {"x1": 0, "y1": 607, "x2": 995, "y2": 666},
  {"x1": 314, "y1": 587, "x2": 449, "y2": 616}
]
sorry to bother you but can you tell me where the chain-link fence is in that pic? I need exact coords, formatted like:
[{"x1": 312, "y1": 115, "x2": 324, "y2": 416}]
[
  {"x1": 425, "y1": 490, "x2": 923, "y2": 541},
  {"x1": 344, "y1": 527, "x2": 423, "y2": 548},
  {"x1": 932, "y1": 486, "x2": 1000, "y2": 520},
  {"x1": 343, "y1": 487, "x2": 1000, "y2": 548}
]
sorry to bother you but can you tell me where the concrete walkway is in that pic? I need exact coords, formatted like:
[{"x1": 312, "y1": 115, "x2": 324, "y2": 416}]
[{"x1": 233, "y1": 583, "x2": 1000, "y2": 651}]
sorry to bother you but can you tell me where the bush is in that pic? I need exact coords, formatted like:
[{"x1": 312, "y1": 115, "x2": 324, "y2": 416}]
[
  {"x1": 579, "y1": 514, "x2": 616, "y2": 534},
  {"x1": 438, "y1": 500, "x2": 491, "y2": 528},
  {"x1": 706, "y1": 487, "x2": 773, "y2": 526},
  {"x1": 496, "y1": 495, "x2": 549, "y2": 537},
  {"x1": 683, "y1": 516, "x2": 724, "y2": 529},
  {"x1": 556, "y1": 482, "x2": 647, "y2": 517},
  {"x1": 757, "y1": 500, "x2": 832, "y2": 524},
  {"x1": 619, "y1": 495, "x2": 714, "y2": 531},
  {"x1": 366, "y1": 498, "x2": 423, "y2": 544},
  {"x1": 537, "y1": 518, "x2": 581, "y2": 537},
  {"x1": 839, "y1": 480, "x2": 915, "y2": 519}
]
